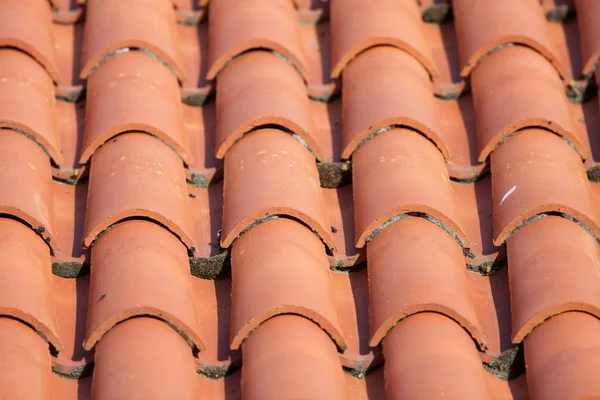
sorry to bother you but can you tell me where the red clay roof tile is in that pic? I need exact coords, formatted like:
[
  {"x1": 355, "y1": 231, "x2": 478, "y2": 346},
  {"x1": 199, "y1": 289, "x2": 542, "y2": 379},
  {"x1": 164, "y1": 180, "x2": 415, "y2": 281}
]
[
  {"x1": 453, "y1": 0, "x2": 568, "y2": 79},
  {"x1": 183, "y1": 102, "x2": 222, "y2": 187},
  {"x1": 192, "y1": 277, "x2": 239, "y2": 375},
  {"x1": 215, "y1": 51, "x2": 324, "y2": 160},
  {"x1": 299, "y1": 21, "x2": 337, "y2": 100},
  {"x1": 54, "y1": 100, "x2": 84, "y2": 183},
  {"x1": 0, "y1": 130, "x2": 57, "y2": 248},
  {"x1": 471, "y1": 46, "x2": 588, "y2": 162},
  {"x1": 84, "y1": 220, "x2": 205, "y2": 352},
  {"x1": 52, "y1": 275, "x2": 91, "y2": 378},
  {"x1": 51, "y1": 181, "x2": 87, "y2": 274},
  {"x1": 524, "y1": 312, "x2": 600, "y2": 399},
  {"x1": 330, "y1": 269, "x2": 380, "y2": 372},
  {"x1": 82, "y1": 133, "x2": 196, "y2": 250},
  {"x1": 91, "y1": 317, "x2": 201, "y2": 400},
  {"x1": 178, "y1": 23, "x2": 211, "y2": 102},
  {"x1": 367, "y1": 218, "x2": 485, "y2": 350},
  {"x1": 574, "y1": 0, "x2": 600, "y2": 75},
  {"x1": 221, "y1": 128, "x2": 334, "y2": 250},
  {"x1": 0, "y1": 219, "x2": 62, "y2": 352},
  {"x1": 352, "y1": 128, "x2": 468, "y2": 249},
  {"x1": 329, "y1": 0, "x2": 437, "y2": 79},
  {"x1": 81, "y1": 51, "x2": 191, "y2": 165},
  {"x1": 0, "y1": 0, "x2": 59, "y2": 83},
  {"x1": 52, "y1": 23, "x2": 83, "y2": 100},
  {"x1": 323, "y1": 185, "x2": 364, "y2": 269},
  {"x1": 206, "y1": 0, "x2": 308, "y2": 81},
  {"x1": 507, "y1": 216, "x2": 600, "y2": 343},
  {"x1": 340, "y1": 46, "x2": 447, "y2": 160},
  {"x1": 490, "y1": 129, "x2": 599, "y2": 245},
  {"x1": 229, "y1": 218, "x2": 345, "y2": 350},
  {"x1": 80, "y1": 0, "x2": 186, "y2": 82},
  {"x1": 0, "y1": 49, "x2": 62, "y2": 166},
  {"x1": 241, "y1": 315, "x2": 349, "y2": 400},
  {"x1": 0, "y1": 317, "x2": 53, "y2": 400},
  {"x1": 382, "y1": 312, "x2": 491, "y2": 399}
]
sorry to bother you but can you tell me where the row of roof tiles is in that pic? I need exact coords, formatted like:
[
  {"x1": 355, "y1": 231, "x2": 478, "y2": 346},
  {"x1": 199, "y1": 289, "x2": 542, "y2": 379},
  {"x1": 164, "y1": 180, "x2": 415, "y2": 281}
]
[{"x1": 0, "y1": 0, "x2": 600, "y2": 398}]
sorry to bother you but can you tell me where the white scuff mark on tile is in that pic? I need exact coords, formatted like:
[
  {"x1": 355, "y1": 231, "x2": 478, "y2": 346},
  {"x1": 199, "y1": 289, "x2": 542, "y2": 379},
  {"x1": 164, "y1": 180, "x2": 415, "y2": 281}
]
[
  {"x1": 499, "y1": 185, "x2": 517, "y2": 206},
  {"x1": 156, "y1": 170, "x2": 162, "y2": 175},
  {"x1": 256, "y1": 151, "x2": 266, "y2": 156},
  {"x1": 28, "y1": 163, "x2": 37, "y2": 171}
]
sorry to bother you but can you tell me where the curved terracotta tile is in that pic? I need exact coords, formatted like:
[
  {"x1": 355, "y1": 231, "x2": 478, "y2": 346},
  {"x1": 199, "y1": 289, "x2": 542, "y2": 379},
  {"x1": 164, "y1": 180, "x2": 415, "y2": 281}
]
[
  {"x1": 471, "y1": 46, "x2": 588, "y2": 162},
  {"x1": 329, "y1": 0, "x2": 437, "y2": 79},
  {"x1": 300, "y1": 18, "x2": 337, "y2": 101},
  {"x1": 84, "y1": 221, "x2": 205, "y2": 352},
  {"x1": 453, "y1": 0, "x2": 567, "y2": 78},
  {"x1": 53, "y1": 21, "x2": 83, "y2": 100},
  {"x1": 216, "y1": 51, "x2": 323, "y2": 160},
  {"x1": 178, "y1": 23, "x2": 211, "y2": 103},
  {"x1": 52, "y1": 375, "x2": 91, "y2": 400},
  {"x1": 340, "y1": 46, "x2": 445, "y2": 160},
  {"x1": 91, "y1": 318, "x2": 201, "y2": 400},
  {"x1": 0, "y1": 0, "x2": 58, "y2": 83},
  {"x1": 50, "y1": 0, "x2": 83, "y2": 24},
  {"x1": 0, "y1": 219, "x2": 62, "y2": 352},
  {"x1": 83, "y1": 133, "x2": 196, "y2": 250},
  {"x1": 80, "y1": 51, "x2": 191, "y2": 164},
  {"x1": 491, "y1": 129, "x2": 599, "y2": 246},
  {"x1": 221, "y1": 129, "x2": 334, "y2": 250},
  {"x1": 242, "y1": 315, "x2": 348, "y2": 400},
  {"x1": 52, "y1": 275, "x2": 92, "y2": 378},
  {"x1": 80, "y1": 0, "x2": 185, "y2": 81},
  {"x1": 207, "y1": 0, "x2": 307, "y2": 81},
  {"x1": 507, "y1": 217, "x2": 600, "y2": 343},
  {"x1": 230, "y1": 219, "x2": 344, "y2": 350},
  {"x1": 525, "y1": 312, "x2": 600, "y2": 399},
  {"x1": 575, "y1": 0, "x2": 600, "y2": 75},
  {"x1": 0, "y1": 130, "x2": 56, "y2": 248},
  {"x1": 383, "y1": 313, "x2": 491, "y2": 400},
  {"x1": 367, "y1": 218, "x2": 485, "y2": 349},
  {"x1": 0, "y1": 318, "x2": 52, "y2": 400},
  {"x1": 331, "y1": 269, "x2": 380, "y2": 373},
  {"x1": 352, "y1": 128, "x2": 468, "y2": 249},
  {"x1": 0, "y1": 49, "x2": 62, "y2": 166}
]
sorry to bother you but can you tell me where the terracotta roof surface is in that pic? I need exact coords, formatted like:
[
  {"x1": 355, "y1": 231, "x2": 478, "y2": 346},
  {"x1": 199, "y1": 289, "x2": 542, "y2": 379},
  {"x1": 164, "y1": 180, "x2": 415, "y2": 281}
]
[{"x1": 1, "y1": 0, "x2": 600, "y2": 398}]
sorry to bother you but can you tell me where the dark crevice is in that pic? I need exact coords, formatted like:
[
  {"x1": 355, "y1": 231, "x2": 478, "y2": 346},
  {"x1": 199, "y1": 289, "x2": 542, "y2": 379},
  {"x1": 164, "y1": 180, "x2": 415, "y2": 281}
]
[
  {"x1": 483, "y1": 345, "x2": 525, "y2": 381},
  {"x1": 52, "y1": 261, "x2": 90, "y2": 278},
  {"x1": 189, "y1": 250, "x2": 231, "y2": 280}
]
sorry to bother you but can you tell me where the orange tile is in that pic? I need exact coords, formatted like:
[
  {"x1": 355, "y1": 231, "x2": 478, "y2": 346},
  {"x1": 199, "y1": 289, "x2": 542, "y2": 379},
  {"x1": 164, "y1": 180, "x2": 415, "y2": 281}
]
[
  {"x1": 206, "y1": 0, "x2": 308, "y2": 81},
  {"x1": 52, "y1": 275, "x2": 92, "y2": 378},
  {"x1": 52, "y1": 22, "x2": 83, "y2": 99},
  {"x1": 91, "y1": 317, "x2": 201, "y2": 400},
  {"x1": 0, "y1": 318, "x2": 52, "y2": 400},
  {"x1": 330, "y1": 269, "x2": 381, "y2": 373},
  {"x1": 507, "y1": 216, "x2": 600, "y2": 343},
  {"x1": 241, "y1": 315, "x2": 349, "y2": 400},
  {"x1": 382, "y1": 313, "x2": 491, "y2": 399},
  {"x1": 0, "y1": 49, "x2": 62, "y2": 166},
  {"x1": 340, "y1": 46, "x2": 446, "y2": 160},
  {"x1": 178, "y1": 23, "x2": 211, "y2": 103},
  {"x1": 52, "y1": 375, "x2": 91, "y2": 400},
  {"x1": 82, "y1": 133, "x2": 196, "y2": 250},
  {"x1": 0, "y1": 219, "x2": 62, "y2": 352},
  {"x1": 85, "y1": 220, "x2": 205, "y2": 352},
  {"x1": 81, "y1": 51, "x2": 191, "y2": 165},
  {"x1": 221, "y1": 129, "x2": 334, "y2": 250},
  {"x1": 0, "y1": 0, "x2": 59, "y2": 82},
  {"x1": 183, "y1": 102, "x2": 222, "y2": 186},
  {"x1": 294, "y1": 0, "x2": 330, "y2": 23},
  {"x1": 574, "y1": 0, "x2": 600, "y2": 75},
  {"x1": 229, "y1": 219, "x2": 345, "y2": 350},
  {"x1": 525, "y1": 312, "x2": 600, "y2": 400},
  {"x1": 52, "y1": 181, "x2": 88, "y2": 273},
  {"x1": 0, "y1": 130, "x2": 56, "y2": 248},
  {"x1": 329, "y1": 0, "x2": 437, "y2": 79},
  {"x1": 215, "y1": 51, "x2": 325, "y2": 161},
  {"x1": 299, "y1": 21, "x2": 338, "y2": 100},
  {"x1": 471, "y1": 46, "x2": 588, "y2": 163},
  {"x1": 192, "y1": 277, "x2": 240, "y2": 375},
  {"x1": 367, "y1": 218, "x2": 486, "y2": 350},
  {"x1": 352, "y1": 128, "x2": 468, "y2": 249},
  {"x1": 453, "y1": 0, "x2": 568, "y2": 79},
  {"x1": 53, "y1": 101, "x2": 85, "y2": 183},
  {"x1": 80, "y1": 0, "x2": 186, "y2": 82},
  {"x1": 323, "y1": 185, "x2": 364, "y2": 269},
  {"x1": 490, "y1": 129, "x2": 599, "y2": 246}
]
